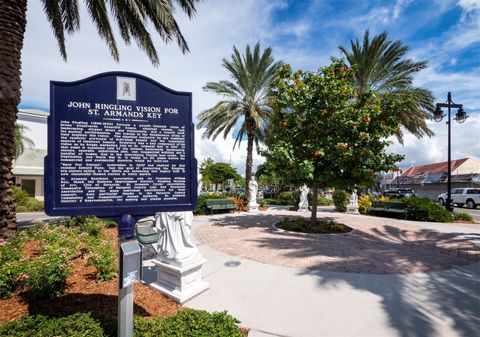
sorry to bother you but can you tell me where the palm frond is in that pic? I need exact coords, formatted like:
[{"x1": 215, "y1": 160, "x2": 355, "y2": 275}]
[
  {"x1": 60, "y1": 0, "x2": 80, "y2": 33},
  {"x1": 85, "y1": 0, "x2": 119, "y2": 60},
  {"x1": 339, "y1": 30, "x2": 434, "y2": 139},
  {"x1": 41, "y1": 0, "x2": 200, "y2": 65},
  {"x1": 42, "y1": 0, "x2": 67, "y2": 60}
]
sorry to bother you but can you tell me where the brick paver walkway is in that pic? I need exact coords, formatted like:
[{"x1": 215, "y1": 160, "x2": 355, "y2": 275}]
[{"x1": 193, "y1": 211, "x2": 480, "y2": 274}]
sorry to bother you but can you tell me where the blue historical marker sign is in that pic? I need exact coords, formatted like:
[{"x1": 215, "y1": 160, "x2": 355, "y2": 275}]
[{"x1": 45, "y1": 72, "x2": 197, "y2": 217}]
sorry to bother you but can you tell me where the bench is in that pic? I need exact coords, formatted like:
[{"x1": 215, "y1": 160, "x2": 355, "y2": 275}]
[
  {"x1": 135, "y1": 217, "x2": 160, "y2": 246},
  {"x1": 206, "y1": 199, "x2": 236, "y2": 214},
  {"x1": 370, "y1": 201, "x2": 408, "y2": 219}
]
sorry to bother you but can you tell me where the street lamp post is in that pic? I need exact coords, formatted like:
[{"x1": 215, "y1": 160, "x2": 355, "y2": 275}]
[{"x1": 433, "y1": 92, "x2": 468, "y2": 212}]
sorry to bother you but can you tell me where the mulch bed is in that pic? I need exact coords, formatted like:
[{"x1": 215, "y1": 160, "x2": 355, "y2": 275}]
[
  {"x1": 1, "y1": 228, "x2": 250, "y2": 336},
  {"x1": 0, "y1": 228, "x2": 181, "y2": 325}
]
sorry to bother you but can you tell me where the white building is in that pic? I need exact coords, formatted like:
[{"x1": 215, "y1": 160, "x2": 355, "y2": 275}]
[{"x1": 12, "y1": 109, "x2": 48, "y2": 200}]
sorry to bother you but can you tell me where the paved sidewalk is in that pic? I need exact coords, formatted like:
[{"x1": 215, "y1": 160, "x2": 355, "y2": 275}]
[
  {"x1": 194, "y1": 210, "x2": 479, "y2": 274},
  {"x1": 183, "y1": 210, "x2": 480, "y2": 337}
]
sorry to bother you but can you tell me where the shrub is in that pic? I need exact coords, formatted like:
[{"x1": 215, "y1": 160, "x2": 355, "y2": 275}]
[
  {"x1": 453, "y1": 211, "x2": 474, "y2": 222},
  {"x1": 317, "y1": 197, "x2": 333, "y2": 206},
  {"x1": 332, "y1": 190, "x2": 349, "y2": 212},
  {"x1": 277, "y1": 218, "x2": 351, "y2": 234},
  {"x1": 86, "y1": 238, "x2": 118, "y2": 281},
  {"x1": 0, "y1": 236, "x2": 25, "y2": 298},
  {"x1": 263, "y1": 198, "x2": 290, "y2": 205},
  {"x1": 403, "y1": 197, "x2": 453, "y2": 222},
  {"x1": 24, "y1": 252, "x2": 69, "y2": 298},
  {"x1": 13, "y1": 188, "x2": 44, "y2": 212},
  {"x1": 104, "y1": 220, "x2": 118, "y2": 228},
  {"x1": 12, "y1": 188, "x2": 30, "y2": 205},
  {"x1": 358, "y1": 194, "x2": 373, "y2": 214},
  {"x1": 228, "y1": 195, "x2": 247, "y2": 211},
  {"x1": 0, "y1": 310, "x2": 243, "y2": 337},
  {"x1": 194, "y1": 194, "x2": 227, "y2": 215},
  {"x1": 0, "y1": 313, "x2": 106, "y2": 337},
  {"x1": 277, "y1": 191, "x2": 298, "y2": 205},
  {"x1": 134, "y1": 309, "x2": 243, "y2": 337}
]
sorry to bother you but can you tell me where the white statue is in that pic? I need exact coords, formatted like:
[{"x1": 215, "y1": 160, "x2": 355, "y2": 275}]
[
  {"x1": 299, "y1": 185, "x2": 309, "y2": 211},
  {"x1": 155, "y1": 211, "x2": 199, "y2": 264},
  {"x1": 248, "y1": 177, "x2": 258, "y2": 206},
  {"x1": 346, "y1": 189, "x2": 359, "y2": 214},
  {"x1": 349, "y1": 190, "x2": 358, "y2": 205},
  {"x1": 150, "y1": 211, "x2": 209, "y2": 303}
]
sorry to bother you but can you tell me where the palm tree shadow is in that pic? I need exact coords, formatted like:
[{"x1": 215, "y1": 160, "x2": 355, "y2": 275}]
[{"x1": 301, "y1": 263, "x2": 480, "y2": 337}]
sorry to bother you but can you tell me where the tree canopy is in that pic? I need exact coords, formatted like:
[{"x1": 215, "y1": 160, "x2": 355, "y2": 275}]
[
  {"x1": 200, "y1": 159, "x2": 242, "y2": 189},
  {"x1": 264, "y1": 60, "x2": 405, "y2": 225}
]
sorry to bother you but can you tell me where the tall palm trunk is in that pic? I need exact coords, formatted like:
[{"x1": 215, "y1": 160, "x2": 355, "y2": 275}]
[
  {"x1": 0, "y1": 0, "x2": 27, "y2": 238},
  {"x1": 245, "y1": 133, "x2": 254, "y2": 201}
]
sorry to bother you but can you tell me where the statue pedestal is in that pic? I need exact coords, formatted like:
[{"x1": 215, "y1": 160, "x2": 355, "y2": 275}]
[
  {"x1": 346, "y1": 204, "x2": 359, "y2": 214},
  {"x1": 150, "y1": 256, "x2": 209, "y2": 303},
  {"x1": 247, "y1": 204, "x2": 258, "y2": 212},
  {"x1": 298, "y1": 206, "x2": 309, "y2": 212}
]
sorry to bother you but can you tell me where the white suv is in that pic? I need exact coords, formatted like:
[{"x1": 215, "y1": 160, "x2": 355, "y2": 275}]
[{"x1": 437, "y1": 188, "x2": 480, "y2": 209}]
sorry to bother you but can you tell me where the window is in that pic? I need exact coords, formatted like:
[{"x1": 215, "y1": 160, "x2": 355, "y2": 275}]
[
  {"x1": 21, "y1": 179, "x2": 36, "y2": 197},
  {"x1": 466, "y1": 189, "x2": 480, "y2": 194},
  {"x1": 451, "y1": 189, "x2": 463, "y2": 194}
]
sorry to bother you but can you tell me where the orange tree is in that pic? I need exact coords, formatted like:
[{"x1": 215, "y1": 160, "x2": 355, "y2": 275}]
[{"x1": 264, "y1": 60, "x2": 405, "y2": 226}]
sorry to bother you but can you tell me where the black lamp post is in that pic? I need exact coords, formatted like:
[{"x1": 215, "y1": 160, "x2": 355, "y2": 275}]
[{"x1": 433, "y1": 92, "x2": 468, "y2": 212}]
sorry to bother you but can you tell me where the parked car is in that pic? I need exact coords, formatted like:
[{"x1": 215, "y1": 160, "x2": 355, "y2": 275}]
[
  {"x1": 437, "y1": 188, "x2": 480, "y2": 209},
  {"x1": 382, "y1": 188, "x2": 416, "y2": 198}
]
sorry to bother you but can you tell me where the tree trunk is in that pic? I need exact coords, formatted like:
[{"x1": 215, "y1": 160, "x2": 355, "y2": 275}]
[
  {"x1": 244, "y1": 133, "x2": 254, "y2": 201},
  {"x1": 309, "y1": 179, "x2": 318, "y2": 228},
  {"x1": 0, "y1": 0, "x2": 27, "y2": 238}
]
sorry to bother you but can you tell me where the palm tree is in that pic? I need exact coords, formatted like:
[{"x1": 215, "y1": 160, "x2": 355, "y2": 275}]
[
  {"x1": 14, "y1": 123, "x2": 35, "y2": 160},
  {"x1": 0, "y1": 0, "x2": 200, "y2": 237},
  {"x1": 197, "y1": 43, "x2": 281, "y2": 199},
  {"x1": 339, "y1": 30, "x2": 435, "y2": 142}
]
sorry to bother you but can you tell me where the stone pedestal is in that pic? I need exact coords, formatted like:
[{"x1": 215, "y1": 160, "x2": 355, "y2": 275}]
[
  {"x1": 247, "y1": 204, "x2": 259, "y2": 212},
  {"x1": 346, "y1": 204, "x2": 359, "y2": 214},
  {"x1": 150, "y1": 256, "x2": 209, "y2": 303},
  {"x1": 298, "y1": 206, "x2": 309, "y2": 212}
]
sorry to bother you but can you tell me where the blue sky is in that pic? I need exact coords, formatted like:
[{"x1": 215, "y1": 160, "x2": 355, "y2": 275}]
[{"x1": 20, "y1": 0, "x2": 480, "y2": 174}]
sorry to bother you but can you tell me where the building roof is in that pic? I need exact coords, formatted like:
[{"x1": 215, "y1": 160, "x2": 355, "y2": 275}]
[
  {"x1": 12, "y1": 148, "x2": 47, "y2": 176},
  {"x1": 18, "y1": 109, "x2": 49, "y2": 124},
  {"x1": 394, "y1": 172, "x2": 480, "y2": 185},
  {"x1": 402, "y1": 158, "x2": 469, "y2": 176}
]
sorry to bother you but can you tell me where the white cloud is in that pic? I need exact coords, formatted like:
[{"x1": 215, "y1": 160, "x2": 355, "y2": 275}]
[
  {"x1": 195, "y1": 128, "x2": 264, "y2": 176},
  {"x1": 388, "y1": 114, "x2": 480, "y2": 169},
  {"x1": 393, "y1": 0, "x2": 414, "y2": 20},
  {"x1": 459, "y1": 0, "x2": 480, "y2": 11}
]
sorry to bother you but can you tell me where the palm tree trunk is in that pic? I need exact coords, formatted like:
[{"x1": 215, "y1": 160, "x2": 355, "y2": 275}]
[
  {"x1": 245, "y1": 133, "x2": 254, "y2": 201},
  {"x1": 0, "y1": 0, "x2": 28, "y2": 238},
  {"x1": 309, "y1": 179, "x2": 318, "y2": 228}
]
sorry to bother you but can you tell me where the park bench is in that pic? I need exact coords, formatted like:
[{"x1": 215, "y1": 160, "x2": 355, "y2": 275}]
[
  {"x1": 135, "y1": 217, "x2": 160, "y2": 252},
  {"x1": 205, "y1": 199, "x2": 236, "y2": 214},
  {"x1": 370, "y1": 201, "x2": 408, "y2": 219}
]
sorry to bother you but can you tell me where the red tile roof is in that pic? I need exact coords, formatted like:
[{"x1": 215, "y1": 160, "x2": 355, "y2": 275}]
[{"x1": 402, "y1": 158, "x2": 469, "y2": 177}]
